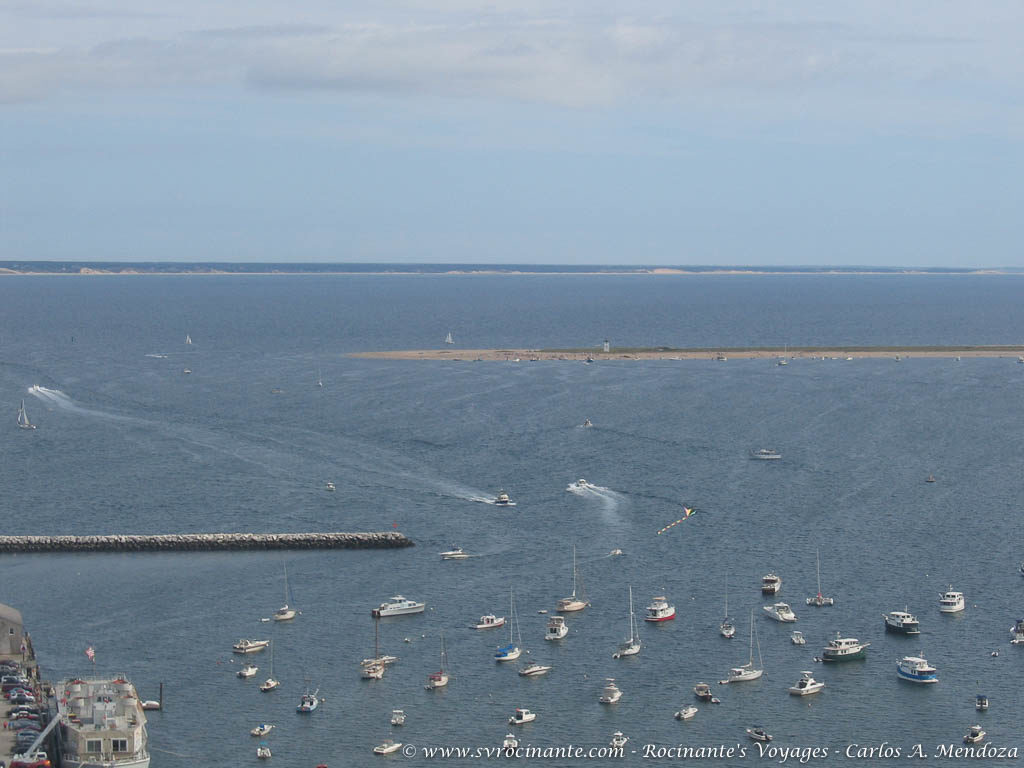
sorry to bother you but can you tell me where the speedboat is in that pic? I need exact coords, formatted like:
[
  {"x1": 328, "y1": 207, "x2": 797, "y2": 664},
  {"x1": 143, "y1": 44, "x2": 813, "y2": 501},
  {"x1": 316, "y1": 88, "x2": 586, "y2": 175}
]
[
  {"x1": 502, "y1": 733, "x2": 519, "y2": 751},
  {"x1": 494, "y1": 490, "x2": 515, "y2": 506},
  {"x1": 761, "y1": 573, "x2": 782, "y2": 594},
  {"x1": 519, "y1": 662, "x2": 552, "y2": 677},
  {"x1": 964, "y1": 725, "x2": 986, "y2": 744},
  {"x1": 325, "y1": 481, "x2": 335, "y2": 491},
  {"x1": 237, "y1": 664, "x2": 259, "y2": 678},
  {"x1": 391, "y1": 709, "x2": 405, "y2": 725},
  {"x1": 674, "y1": 706, "x2": 698, "y2": 720},
  {"x1": 791, "y1": 630, "x2": 806, "y2": 645},
  {"x1": 257, "y1": 741, "x2": 272, "y2": 759},
  {"x1": 763, "y1": 602, "x2": 797, "y2": 622},
  {"x1": 568, "y1": 478, "x2": 591, "y2": 491},
  {"x1": 897, "y1": 656, "x2": 938, "y2": 683},
  {"x1": 545, "y1": 616, "x2": 568, "y2": 640},
  {"x1": 788, "y1": 671, "x2": 825, "y2": 696},
  {"x1": 372, "y1": 595, "x2": 426, "y2": 617},
  {"x1": 939, "y1": 586, "x2": 965, "y2": 613},
  {"x1": 609, "y1": 549, "x2": 623, "y2": 556},
  {"x1": 259, "y1": 677, "x2": 279, "y2": 692},
  {"x1": 822, "y1": 632, "x2": 870, "y2": 662},
  {"x1": 582, "y1": 419, "x2": 593, "y2": 427},
  {"x1": 1010, "y1": 618, "x2": 1024, "y2": 644},
  {"x1": 976, "y1": 695, "x2": 989, "y2": 711},
  {"x1": 746, "y1": 727, "x2": 772, "y2": 742},
  {"x1": 751, "y1": 449, "x2": 781, "y2": 460},
  {"x1": 694, "y1": 682, "x2": 713, "y2": 701},
  {"x1": 373, "y1": 739, "x2": 403, "y2": 755},
  {"x1": 599, "y1": 679, "x2": 622, "y2": 703},
  {"x1": 250, "y1": 723, "x2": 274, "y2": 737},
  {"x1": 610, "y1": 732, "x2": 628, "y2": 749},
  {"x1": 475, "y1": 614, "x2": 505, "y2": 630},
  {"x1": 644, "y1": 596, "x2": 676, "y2": 622},
  {"x1": 297, "y1": 689, "x2": 319, "y2": 712},
  {"x1": 232, "y1": 638, "x2": 270, "y2": 654},
  {"x1": 508, "y1": 708, "x2": 536, "y2": 725},
  {"x1": 883, "y1": 609, "x2": 920, "y2": 634},
  {"x1": 440, "y1": 547, "x2": 470, "y2": 560}
]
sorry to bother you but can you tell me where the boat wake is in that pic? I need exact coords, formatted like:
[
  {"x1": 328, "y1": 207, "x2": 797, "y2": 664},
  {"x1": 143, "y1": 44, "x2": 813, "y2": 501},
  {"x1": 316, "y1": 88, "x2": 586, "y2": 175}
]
[
  {"x1": 145, "y1": 353, "x2": 169, "y2": 359},
  {"x1": 27, "y1": 386, "x2": 137, "y2": 423},
  {"x1": 469, "y1": 496, "x2": 516, "y2": 506},
  {"x1": 566, "y1": 481, "x2": 623, "y2": 520}
]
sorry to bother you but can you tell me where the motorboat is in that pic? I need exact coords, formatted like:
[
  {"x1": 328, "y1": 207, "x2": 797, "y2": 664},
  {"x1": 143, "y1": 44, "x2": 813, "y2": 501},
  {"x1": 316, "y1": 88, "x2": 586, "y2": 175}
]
[
  {"x1": 610, "y1": 732, "x2": 628, "y2": 749},
  {"x1": 1010, "y1": 618, "x2": 1024, "y2": 644},
  {"x1": 556, "y1": 545, "x2": 590, "y2": 612},
  {"x1": 440, "y1": 547, "x2": 471, "y2": 560},
  {"x1": 763, "y1": 602, "x2": 797, "y2": 622},
  {"x1": 297, "y1": 688, "x2": 320, "y2": 712},
  {"x1": 644, "y1": 595, "x2": 676, "y2": 622},
  {"x1": 545, "y1": 616, "x2": 568, "y2": 640},
  {"x1": 761, "y1": 573, "x2": 782, "y2": 594},
  {"x1": 806, "y1": 550, "x2": 834, "y2": 606},
  {"x1": 237, "y1": 664, "x2": 259, "y2": 678},
  {"x1": 751, "y1": 449, "x2": 781, "y2": 460},
  {"x1": 883, "y1": 609, "x2": 920, "y2": 634},
  {"x1": 260, "y1": 676, "x2": 279, "y2": 692},
  {"x1": 582, "y1": 419, "x2": 593, "y2": 427},
  {"x1": 475, "y1": 614, "x2": 506, "y2": 630},
  {"x1": 612, "y1": 586, "x2": 642, "y2": 658},
  {"x1": 182, "y1": 368, "x2": 192, "y2": 375},
  {"x1": 926, "y1": 475, "x2": 936, "y2": 483},
  {"x1": 373, "y1": 739, "x2": 403, "y2": 755},
  {"x1": 494, "y1": 490, "x2": 515, "y2": 506},
  {"x1": 257, "y1": 741, "x2": 272, "y2": 759},
  {"x1": 791, "y1": 630, "x2": 806, "y2": 645},
  {"x1": 508, "y1": 708, "x2": 536, "y2": 725},
  {"x1": 251, "y1": 723, "x2": 274, "y2": 736},
  {"x1": 939, "y1": 586, "x2": 965, "y2": 613},
  {"x1": 964, "y1": 725, "x2": 986, "y2": 744},
  {"x1": 1019, "y1": 562, "x2": 1024, "y2": 577},
  {"x1": 503, "y1": 733, "x2": 519, "y2": 751},
  {"x1": 325, "y1": 481, "x2": 335, "y2": 491},
  {"x1": 896, "y1": 656, "x2": 938, "y2": 683},
  {"x1": 519, "y1": 662, "x2": 552, "y2": 677},
  {"x1": 788, "y1": 671, "x2": 825, "y2": 696},
  {"x1": 746, "y1": 727, "x2": 772, "y2": 742},
  {"x1": 372, "y1": 595, "x2": 426, "y2": 617},
  {"x1": 140, "y1": 700, "x2": 160, "y2": 710},
  {"x1": 362, "y1": 662, "x2": 385, "y2": 680},
  {"x1": 391, "y1": 709, "x2": 405, "y2": 726},
  {"x1": 674, "y1": 706, "x2": 698, "y2": 720},
  {"x1": 694, "y1": 682, "x2": 713, "y2": 701},
  {"x1": 599, "y1": 678, "x2": 622, "y2": 704},
  {"x1": 721, "y1": 610, "x2": 762, "y2": 683},
  {"x1": 822, "y1": 632, "x2": 870, "y2": 662},
  {"x1": 568, "y1": 478, "x2": 591, "y2": 491},
  {"x1": 976, "y1": 695, "x2": 989, "y2": 711},
  {"x1": 232, "y1": 638, "x2": 270, "y2": 654},
  {"x1": 609, "y1": 549, "x2": 623, "y2": 556}
]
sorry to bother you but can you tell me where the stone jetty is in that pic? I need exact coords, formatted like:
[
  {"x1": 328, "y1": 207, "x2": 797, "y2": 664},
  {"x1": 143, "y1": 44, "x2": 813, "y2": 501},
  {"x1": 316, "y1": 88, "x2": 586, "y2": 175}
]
[{"x1": 0, "y1": 531, "x2": 413, "y2": 553}]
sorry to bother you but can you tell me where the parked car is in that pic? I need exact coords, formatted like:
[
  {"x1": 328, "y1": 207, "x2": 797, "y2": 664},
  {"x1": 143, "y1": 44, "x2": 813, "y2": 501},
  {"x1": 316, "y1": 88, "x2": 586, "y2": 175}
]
[
  {"x1": 10, "y1": 752, "x2": 51, "y2": 768},
  {"x1": 8, "y1": 719, "x2": 42, "y2": 731}
]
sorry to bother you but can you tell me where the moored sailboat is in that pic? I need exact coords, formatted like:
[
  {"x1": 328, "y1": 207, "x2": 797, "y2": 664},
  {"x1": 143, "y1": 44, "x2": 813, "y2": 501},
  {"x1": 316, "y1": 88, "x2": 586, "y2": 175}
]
[
  {"x1": 721, "y1": 610, "x2": 763, "y2": 683},
  {"x1": 556, "y1": 544, "x2": 590, "y2": 612},
  {"x1": 806, "y1": 549, "x2": 834, "y2": 606},
  {"x1": 274, "y1": 560, "x2": 297, "y2": 621},
  {"x1": 495, "y1": 589, "x2": 522, "y2": 661},
  {"x1": 426, "y1": 631, "x2": 450, "y2": 689},
  {"x1": 612, "y1": 585, "x2": 641, "y2": 658}
]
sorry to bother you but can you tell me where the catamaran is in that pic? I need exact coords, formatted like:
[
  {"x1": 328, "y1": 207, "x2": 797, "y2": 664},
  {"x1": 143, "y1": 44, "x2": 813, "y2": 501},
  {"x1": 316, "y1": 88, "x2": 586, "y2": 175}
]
[
  {"x1": 612, "y1": 586, "x2": 641, "y2": 658},
  {"x1": 806, "y1": 549, "x2": 834, "y2": 606},
  {"x1": 16, "y1": 400, "x2": 35, "y2": 430}
]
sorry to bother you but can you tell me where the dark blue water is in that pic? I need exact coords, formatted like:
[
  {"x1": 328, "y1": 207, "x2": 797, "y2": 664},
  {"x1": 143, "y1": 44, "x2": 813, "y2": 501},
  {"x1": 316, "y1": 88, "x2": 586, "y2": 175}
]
[{"x1": 1, "y1": 274, "x2": 1022, "y2": 766}]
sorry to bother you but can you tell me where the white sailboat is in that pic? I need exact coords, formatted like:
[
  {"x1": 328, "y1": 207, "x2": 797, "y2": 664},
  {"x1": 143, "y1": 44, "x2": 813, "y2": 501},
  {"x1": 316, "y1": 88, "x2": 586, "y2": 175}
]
[
  {"x1": 612, "y1": 586, "x2": 641, "y2": 658},
  {"x1": 259, "y1": 640, "x2": 279, "y2": 692},
  {"x1": 445, "y1": 331, "x2": 454, "y2": 345},
  {"x1": 806, "y1": 549, "x2": 834, "y2": 606},
  {"x1": 185, "y1": 334, "x2": 192, "y2": 345},
  {"x1": 274, "y1": 560, "x2": 297, "y2": 621},
  {"x1": 16, "y1": 400, "x2": 35, "y2": 430},
  {"x1": 495, "y1": 589, "x2": 522, "y2": 661},
  {"x1": 425, "y1": 631, "x2": 450, "y2": 689},
  {"x1": 361, "y1": 618, "x2": 395, "y2": 678},
  {"x1": 556, "y1": 544, "x2": 590, "y2": 612},
  {"x1": 317, "y1": 368, "x2": 323, "y2": 388},
  {"x1": 720, "y1": 579, "x2": 735, "y2": 638},
  {"x1": 721, "y1": 610, "x2": 763, "y2": 683}
]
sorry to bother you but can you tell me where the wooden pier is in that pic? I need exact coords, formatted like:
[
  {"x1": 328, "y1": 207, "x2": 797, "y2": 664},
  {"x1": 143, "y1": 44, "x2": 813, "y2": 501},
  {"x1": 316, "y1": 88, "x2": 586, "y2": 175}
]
[{"x1": 0, "y1": 531, "x2": 413, "y2": 553}]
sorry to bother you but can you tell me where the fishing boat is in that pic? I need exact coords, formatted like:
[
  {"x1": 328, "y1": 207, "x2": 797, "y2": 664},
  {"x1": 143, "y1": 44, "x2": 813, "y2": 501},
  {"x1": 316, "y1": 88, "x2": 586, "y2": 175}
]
[
  {"x1": 644, "y1": 595, "x2": 675, "y2": 622},
  {"x1": 599, "y1": 678, "x2": 622, "y2": 704},
  {"x1": 761, "y1": 573, "x2": 782, "y2": 594},
  {"x1": 964, "y1": 725, "x2": 986, "y2": 744},
  {"x1": 475, "y1": 614, "x2": 505, "y2": 630},
  {"x1": 296, "y1": 687, "x2": 320, "y2": 713},
  {"x1": 274, "y1": 561, "x2": 297, "y2": 621},
  {"x1": 325, "y1": 481, "x2": 335, "y2": 492},
  {"x1": 444, "y1": 331, "x2": 454, "y2": 345},
  {"x1": 896, "y1": 656, "x2": 938, "y2": 683},
  {"x1": 582, "y1": 418, "x2": 593, "y2": 427},
  {"x1": 250, "y1": 723, "x2": 274, "y2": 736},
  {"x1": 806, "y1": 550, "x2": 834, "y2": 606},
  {"x1": 720, "y1": 580, "x2": 735, "y2": 638},
  {"x1": 788, "y1": 671, "x2": 825, "y2": 696},
  {"x1": 391, "y1": 709, "x2": 406, "y2": 725},
  {"x1": 544, "y1": 615, "x2": 568, "y2": 641},
  {"x1": 763, "y1": 602, "x2": 797, "y2": 622},
  {"x1": 821, "y1": 632, "x2": 870, "y2": 662},
  {"x1": 612, "y1": 586, "x2": 642, "y2": 658},
  {"x1": 508, "y1": 708, "x2": 536, "y2": 725},
  {"x1": 883, "y1": 609, "x2": 920, "y2": 634},
  {"x1": 257, "y1": 741, "x2": 272, "y2": 759},
  {"x1": 939, "y1": 586, "x2": 965, "y2": 613},
  {"x1": 233, "y1": 638, "x2": 270, "y2": 654},
  {"x1": 556, "y1": 544, "x2": 590, "y2": 612},
  {"x1": 372, "y1": 595, "x2": 426, "y2": 617},
  {"x1": 16, "y1": 400, "x2": 35, "y2": 430},
  {"x1": 426, "y1": 632, "x2": 450, "y2": 689},
  {"x1": 495, "y1": 590, "x2": 522, "y2": 661},
  {"x1": 746, "y1": 727, "x2": 772, "y2": 742},
  {"x1": 237, "y1": 664, "x2": 259, "y2": 678},
  {"x1": 721, "y1": 610, "x2": 763, "y2": 683},
  {"x1": 259, "y1": 640, "x2": 279, "y2": 691},
  {"x1": 373, "y1": 739, "x2": 403, "y2": 755},
  {"x1": 674, "y1": 706, "x2": 698, "y2": 720},
  {"x1": 568, "y1": 478, "x2": 591, "y2": 491}
]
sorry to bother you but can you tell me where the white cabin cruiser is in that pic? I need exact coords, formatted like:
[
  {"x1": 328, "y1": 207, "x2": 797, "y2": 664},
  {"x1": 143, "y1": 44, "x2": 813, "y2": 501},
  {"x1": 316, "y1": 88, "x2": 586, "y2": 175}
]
[
  {"x1": 440, "y1": 547, "x2": 470, "y2": 560},
  {"x1": 373, "y1": 739, "x2": 403, "y2": 755},
  {"x1": 788, "y1": 671, "x2": 825, "y2": 696},
  {"x1": 372, "y1": 595, "x2": 426, "y2": 617},
  {"x1": 751, "y1": 449, "x2": 781, "y2": 460},
  {"x1": 674, "y1": 705, "x2": 698, "y2": 720},
  {"x1": 644, "y1": 595, "x2": 676, "y2": 622},
  {"x1": 494, "y1": 490, "x2": 515, "y2": 506},
  {"x1": 568, "y1": 478, "x2": 591, "y2": 491},
  {"x1": 544, "y1": 616, "x2": 568, "y2": 640},
  {"x1": 256, "y1": 742, "x2": 272, "y2": 759},
  {"x1": 821, "y1": 632, "x2": 869, "y2": 662},
  {"x1": 508, "y1": 708, "x2": 536, "y2": 725},
  {"x1": 599, "y1": 678, "x2": 622, "y2": 703},
  {"x1": 233, "y1": 638, "x2": 270, "y2": 654},
  {"x1": 610, "y1": 732, "x2": 628, "y2": 749},
  {"x1": 250, "y1": 723, "x2": 274, "y2": 736},
  {"x1": 519, "y1": 662, "x2": 552, "y2": 677},
  {"x1": 391, "y1": 710, "x2": 406, "y2": 726},
  {"x1": 938, "y1": 586, "x2": 964, "y2": 613},
  {"x1": 791, "y1": 630, "x2": 806, "y2": 645},
  {"x1": 761, "y1": 573, "x2": 781, "y2": 594},
  {"x1": 964, "y1": 725, "x2": 986, "y2": 744},
  {"x1": 238, "y1": 664, "x2": 259, "y2": 678},
  {"x1": 896, "y1": 656, "x2": 938, "y2": 683},
  {"x1": 502, "y1": 733, "x2": 519, "y2": 751},
  {"x1": 763, "y1": 602, "x2": 797, "y2": 622}
]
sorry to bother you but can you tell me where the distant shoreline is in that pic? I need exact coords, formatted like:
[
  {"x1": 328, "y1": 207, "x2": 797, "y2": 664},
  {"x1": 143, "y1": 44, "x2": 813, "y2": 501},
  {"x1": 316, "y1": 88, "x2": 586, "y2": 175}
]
[{"x1": 351, "y1": 346, "x2": 1024, "y2": 361}]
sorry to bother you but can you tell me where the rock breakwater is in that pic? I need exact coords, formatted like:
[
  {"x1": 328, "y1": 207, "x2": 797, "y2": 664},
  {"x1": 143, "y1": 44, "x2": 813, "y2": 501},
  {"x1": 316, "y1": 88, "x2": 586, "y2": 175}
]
[{"x1": 0, "y1": 531, "x2": 413, "y2": 553}]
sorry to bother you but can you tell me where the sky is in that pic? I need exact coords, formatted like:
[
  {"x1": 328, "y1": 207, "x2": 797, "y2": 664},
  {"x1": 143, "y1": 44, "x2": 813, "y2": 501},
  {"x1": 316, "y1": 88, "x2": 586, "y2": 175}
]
[{"x1": 2, "y1": 1, "x2": 1022, "y2": 266}]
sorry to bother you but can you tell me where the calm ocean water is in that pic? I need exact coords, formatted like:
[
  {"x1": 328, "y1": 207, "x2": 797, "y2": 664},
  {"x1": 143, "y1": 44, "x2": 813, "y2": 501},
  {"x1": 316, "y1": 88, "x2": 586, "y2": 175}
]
[{"x1": 1, "y1": 273, "x2": 1023, "y2": 766}]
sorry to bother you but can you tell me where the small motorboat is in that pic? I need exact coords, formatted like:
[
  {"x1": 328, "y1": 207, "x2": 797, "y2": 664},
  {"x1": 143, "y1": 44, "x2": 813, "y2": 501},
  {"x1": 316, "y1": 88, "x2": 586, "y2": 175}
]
[
  {"x1": 925, "y1": 475, "x2": 936, "y2": 483},
  {"x1": 256, "y1": 741, "x2": 272, "y2": 759},
  {"x1": 788, "y1": 671, "x2": 825, "y2": 696},
  {"x1": 503, "y1": 733, "x2": 519, "y2": 751},
  {"x1": 475, "y1": 614, "x2": 506, "y2": 629},
  {"x1": 751, "y1": 449, "x2": 781, "y2": 460},
  {"x1": 297, "y1": 689, "x2": 320, "y2": 713},
  {"x1": 494, "y1": 490, "x2": 515, "y2": 506},
  {"x1": 325, "y1": 481, "x2": 335, "y2": 491},
  {"x1": 599, "y1": 678, "x2": 622, "y2": 704},
  {"x1": 237, "y1": 664, "x2": 259, "y2": 678},
  {"x1": 609, "y1": 548, "x2": 624, "y2": 556},
  {"x1": 140, "y1": 700, "x2": 161, "y2": 710},
  {"x1": 582, "y1": 419, "x2": 593, "y2": 427},
  {"x1": 791, "y1": 630, "x2": 806, "y2": 645},
  {"x1": 763, "y1": 602, "x2": 798, "y2": 622},
  {"x1": 440, "y1": 547, "x2": 471, "y2": 560},
  {"x1": 519, "y1": 662, "x2": 552, "y2": 677},
  {"x1": 373, "y1": 739, "x2": 403, "y2": 755},
  {"x1": 390, "y1": 709, "x2": 406, "y2": 726},
  {"x1": 232, "y1": 638, "x2": 270, "y2": 654},
  {"x1": 976, "y1": 695, "x2": 989, "y2": 711},
  {"x1": 674, "y1": 706, "x2": 698, "y2": 720},
  {"x1": 260, "y1": 677, "x2": 280, "y2": 692},
  {"x1": 250, "y1": 723, "x2": 274, "y2": 737},
  {"x1": 746, "y1": 727, "x2": 772, "y2": 742},
  {"x1": 508, "y1": 708, "x2": 536, "y2": 725},
  {"x1": 964, "y1": 725, "x2": 986, "y2": 744},
  {"x1": 610, "y1": 731, "x2": 628, "y2": 749},
  {"x1": 694, "y1": 682, "x2": 713, "y2": 701}
]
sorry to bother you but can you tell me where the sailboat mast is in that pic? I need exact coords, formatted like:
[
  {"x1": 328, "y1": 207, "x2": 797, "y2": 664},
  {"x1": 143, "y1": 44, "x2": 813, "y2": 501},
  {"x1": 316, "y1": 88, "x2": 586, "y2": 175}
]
[{"x1": 628, "y1": 586, "x2": 635, "y2": 641}]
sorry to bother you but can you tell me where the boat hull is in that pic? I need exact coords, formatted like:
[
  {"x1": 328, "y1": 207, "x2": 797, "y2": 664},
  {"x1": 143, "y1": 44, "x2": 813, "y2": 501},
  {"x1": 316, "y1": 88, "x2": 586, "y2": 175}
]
[
  {"x1": 896, "y1": 666, "x2": 938, "y2": 684},
  {"x1": 644, "y1": 612, "x2": 675, "y2": 622},
  {"x1": 373, "y1": 604, "x2": 426, "y2": 617},
  {"x1": 883, "y1": 620, "x2": 920, "y2": 634},
  {"x1": 63, "y1": 757, "x2": 150, "y2": 768},
  {"x1": 822, "y1": 648, "x2": 868, "y2": 662}
]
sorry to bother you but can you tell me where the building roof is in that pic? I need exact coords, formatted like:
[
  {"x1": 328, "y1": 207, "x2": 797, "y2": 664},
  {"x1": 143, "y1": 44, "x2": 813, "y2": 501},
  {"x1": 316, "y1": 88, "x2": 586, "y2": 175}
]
[{"x1": 0, "y1": 603, "x2": 23, "y2": 625}]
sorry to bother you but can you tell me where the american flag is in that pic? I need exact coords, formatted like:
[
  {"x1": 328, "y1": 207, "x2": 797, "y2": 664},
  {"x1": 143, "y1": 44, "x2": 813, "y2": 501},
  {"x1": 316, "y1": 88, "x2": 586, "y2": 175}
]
[{"x1": 85, "y1": 646, "x2": 95, "y2": 661}]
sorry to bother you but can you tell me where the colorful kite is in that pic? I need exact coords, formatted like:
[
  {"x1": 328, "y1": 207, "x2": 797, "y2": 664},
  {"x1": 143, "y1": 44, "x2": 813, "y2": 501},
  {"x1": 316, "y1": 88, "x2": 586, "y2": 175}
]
[{"x1": 656, "y1": 507, "x2": 695, "y2": 535}]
